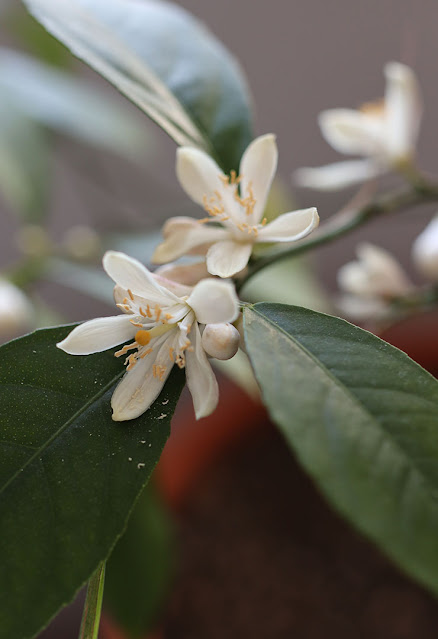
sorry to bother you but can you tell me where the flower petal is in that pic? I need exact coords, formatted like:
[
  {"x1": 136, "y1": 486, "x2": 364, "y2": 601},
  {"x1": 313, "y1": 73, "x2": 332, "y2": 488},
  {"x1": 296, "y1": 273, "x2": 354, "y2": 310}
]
[
  {"x1": 412, "y1": 215, "x2": 438, "y2": 281},
  {"x1": 152, "y1": 217, "x2": 229, "y2": 264},
  {"x1": 338, "y1": 243, "x2": 412, "y2": 298},
  {"x1": 257, "y1": 207, "x2": 319, "y2": 243},
  {"x1": 185, "y1": 322, "x2": 219, "y2": 419},
  {"x1": 176, "y1": 147, "x2": 226, "y2": 207},
  {"x1": 239, "y1": 134, "x2": 278, "y2": 223},
  {"x1": 384, "y1": 62, "x2": 422, "y2": 161},
  {"x1": 155, "y1": 261, "x2": 210, "y2": 287},
  {"x1": 188, "y1": 279, "x2": 239, "y2": 325},
  {"x1": 103, "y1": 251, "x2": 177, "y2": 305},
  {"x1": 57, "y1": 315, "x2": 136, "y2": 355},
  {"x1": 206, "y1": 240, "x2": 253, "y2": 278},
  {"x1": 319, "y1": 109, "x2": 386, "y2": 157},
  {"x1": 294, "y1": 159, "x2": 385, "y2": 190},
  {"x1": 111, "y1": 334, "x2": 174, "y2": 421}
]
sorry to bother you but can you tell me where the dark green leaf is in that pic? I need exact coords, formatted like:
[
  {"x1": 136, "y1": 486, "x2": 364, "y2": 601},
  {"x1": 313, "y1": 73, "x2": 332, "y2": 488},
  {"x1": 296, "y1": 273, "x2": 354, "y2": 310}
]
[
  {"x1": 23, "y1": 0, "x2": 254, "y2": 173},
  {"x1": 0, "y1": 325, "x2": 184, "y2": 639},
  {"x1": 105, "y1": 484, "x2": 175, "y2": 638},
  {"x1": 244, "y1": 303, "x2": 438, "y2": 595}
]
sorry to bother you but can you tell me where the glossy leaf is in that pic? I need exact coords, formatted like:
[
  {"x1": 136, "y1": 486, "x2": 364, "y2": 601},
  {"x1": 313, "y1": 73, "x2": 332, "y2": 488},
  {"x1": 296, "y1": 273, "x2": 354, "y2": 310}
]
[
  {"x1": 23, "y1": 0, "x2": 254, "y2": 172},
  {"x1": 0, "y1": 325, "x2": 184, "y2": 639},
  {"x1": 243, "y1": 303, "x2": 438, "y2": 595},
  {"x1": 104, "y1": 484, "x2": 175, "y2": 638}
]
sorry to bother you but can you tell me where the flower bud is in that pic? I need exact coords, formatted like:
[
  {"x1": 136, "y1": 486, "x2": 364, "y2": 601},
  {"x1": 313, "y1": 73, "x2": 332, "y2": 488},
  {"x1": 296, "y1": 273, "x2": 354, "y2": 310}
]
[
  {"x1": 201, "y1": 323, "x2": 240, "y2": 360},
  {"x1": 412, "y1": 216, "x2": 438, "y2": 281},
  {"x1": 0, "y1": 279, "x2": 33, "y2": 339}
]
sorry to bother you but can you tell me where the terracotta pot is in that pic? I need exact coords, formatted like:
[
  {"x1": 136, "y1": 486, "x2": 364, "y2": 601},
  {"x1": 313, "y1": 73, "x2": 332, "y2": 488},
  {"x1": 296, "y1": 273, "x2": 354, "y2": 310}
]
[{"x1": 380, "y1": 309, "x2": 438, "y2": 377}]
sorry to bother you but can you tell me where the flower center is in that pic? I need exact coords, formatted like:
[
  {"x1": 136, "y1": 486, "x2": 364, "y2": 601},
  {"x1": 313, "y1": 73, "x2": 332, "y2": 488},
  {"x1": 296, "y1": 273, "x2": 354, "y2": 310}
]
[
  {"x1": 359, "y1": 98, "x2": 385, "y2": 118},
  {"x1": 198, "y1": 170, "x2": 267, "y2": 237}
]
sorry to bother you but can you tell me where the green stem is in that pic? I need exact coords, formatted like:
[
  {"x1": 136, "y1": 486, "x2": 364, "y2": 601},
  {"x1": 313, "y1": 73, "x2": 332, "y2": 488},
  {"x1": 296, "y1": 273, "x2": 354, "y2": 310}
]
[
  {"x1": 78, "y1": 562, "x2": 106, "y2": 639},
  {"x1": 236, "y1": 181, "x2": 438, "y2": 293}
]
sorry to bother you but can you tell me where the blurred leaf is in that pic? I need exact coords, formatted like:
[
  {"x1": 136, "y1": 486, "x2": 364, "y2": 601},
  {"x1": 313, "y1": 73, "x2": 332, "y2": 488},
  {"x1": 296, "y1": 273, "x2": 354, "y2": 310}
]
[
  {"x1": 23, "y1": 0, "x2": 254, "y2": 173},
  {"x1": 5, "y1": 8, "x2": 72, "y2": 67},
  {"x1": 46, "y1": 259, "x2": 115, "y2": 305},
  {"x1": 244, "y1": 303, "x2": 438, "y2": 597},
  {"x1": 0, "y1": 101, "x2": 49, "y2": 221},
  {"x1": 0, "y1": 47, "x2": 150, "y2": 159},
  {"x1": 105, "y1": 484, "x2": 175, "y2": 638},
  {"x1": 0, "y1": 325, "x2": 184, "y2": 639},
  {"x1": 242, "y1": 254, "x2": 331, "y2": 313}
]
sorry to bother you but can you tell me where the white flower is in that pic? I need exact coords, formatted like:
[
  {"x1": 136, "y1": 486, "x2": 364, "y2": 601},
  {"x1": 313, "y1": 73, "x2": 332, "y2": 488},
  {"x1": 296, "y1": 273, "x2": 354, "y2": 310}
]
[
  {"x1": 337, "y1": 243, "x2": 412, "y2": 320},
  {"x1": 152, "y1": 134, "x2": 319, "y2": 278},
  {"x1": 412, "y1": 215, "x2": 438, "y2": 281},
  {"x1": 57, "y1": 251, "x2": 239, "y2": 421},
  {"x1": 0, "y1": 279, "x2": 33, "y2": 338},
  {"x1": 295, "y1": 62, "x2": 422, "y2": 190}
]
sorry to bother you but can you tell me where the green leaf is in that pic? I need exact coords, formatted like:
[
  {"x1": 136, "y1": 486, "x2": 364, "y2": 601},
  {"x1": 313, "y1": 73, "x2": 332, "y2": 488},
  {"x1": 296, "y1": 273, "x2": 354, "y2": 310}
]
[
  {"x1": 0, "y1": 325, "x2": 184, "y2": 639},
  {"x1": 0, "y1": 47, "x2": 150, "y2": 159},
  {"x1": 0, "y1": 101, "x2": 49, "y2": 221},
  {"x1": 243, "y1": 303, "x2": 438, "y2": 595},
  {"x1": 22, "y1": 0, "x2": 254, "y2": 172},
  {"x1": 104, "y1": 484, "x2": 175, "y2": 638}
]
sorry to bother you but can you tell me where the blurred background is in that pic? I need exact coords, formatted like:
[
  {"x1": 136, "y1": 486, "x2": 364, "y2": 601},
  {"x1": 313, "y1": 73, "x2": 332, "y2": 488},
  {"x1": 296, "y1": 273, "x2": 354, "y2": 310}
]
[{"x1": 2, "y1": 1, "x2": 438, "y2": 637}]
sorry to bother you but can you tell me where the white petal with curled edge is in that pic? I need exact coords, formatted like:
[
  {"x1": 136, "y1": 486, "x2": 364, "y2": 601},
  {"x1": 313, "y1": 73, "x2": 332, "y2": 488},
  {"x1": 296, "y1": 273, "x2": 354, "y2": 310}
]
[
  {"x1": 103, "y1": 251, "x2": 177, "y2": 305},
  {"x1": 57, "y1": 315, "x2": 136, "y2": 355},
  {"x1": 239, "y1": 134, "x2": 278, "y2": 224},
  {"x1": 188, "y1": 278, "x2": 239, "y2": 325},
  {"x1": 257, "y1": 208, "x2": 319, "y2": 243},
  {"x1": 152, "y1": 218, "x2": 228, "y2": 264},
  {"x1": 185, "y1": 322, "x2": 219, "y2": 419},
  {"x1": 176, "y1": 147, "x2": 226, "y2": 206},
  {"x1": 294, "y1": 159, "x2": 385, "y2": 190},
  {"x1": 384, "y1": 62, "x2": 422, "y2": 160},
  {"x1": 319, "y1": 109, "x2": 386, "y2": 157},
  {"x1": 206, "y1": 240, "x2": 253, "y2": 278},
  {"x1": 111, "y1": 334, "x2": 175, "y2": 421}
]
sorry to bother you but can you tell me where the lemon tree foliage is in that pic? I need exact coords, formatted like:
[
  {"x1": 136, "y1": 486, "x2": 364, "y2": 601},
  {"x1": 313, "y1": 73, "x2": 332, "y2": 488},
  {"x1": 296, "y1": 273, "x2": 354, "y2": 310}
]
[
  {"x1": 244, "y1": 303, "x2": 438, "y2": 595},
  {"x1": 0, "y1": 326, "x2": 184, "y2": 639},
  {"x1": 23, "y1": 0, "x2": 254, "y2": 173}
]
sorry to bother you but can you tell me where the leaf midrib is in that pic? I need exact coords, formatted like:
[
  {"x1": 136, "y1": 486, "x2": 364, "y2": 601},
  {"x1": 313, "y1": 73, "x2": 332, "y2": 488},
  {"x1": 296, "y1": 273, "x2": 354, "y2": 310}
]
[
  {"x1": 248, "y1": 306, "x2": 438, "y2": 505},
  {"x1": 0, "y1": 370, "x2": 124, "y2": 496}
]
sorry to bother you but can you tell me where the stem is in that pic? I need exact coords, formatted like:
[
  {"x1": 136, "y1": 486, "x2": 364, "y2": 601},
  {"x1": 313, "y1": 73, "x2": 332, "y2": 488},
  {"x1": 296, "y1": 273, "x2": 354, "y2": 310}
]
[
  {"x1": 78, "y1": 562, "x2": 106, "y2": 639},
  {"x1": 236, "y1": 181, "x2": 438, "y2": 293}
]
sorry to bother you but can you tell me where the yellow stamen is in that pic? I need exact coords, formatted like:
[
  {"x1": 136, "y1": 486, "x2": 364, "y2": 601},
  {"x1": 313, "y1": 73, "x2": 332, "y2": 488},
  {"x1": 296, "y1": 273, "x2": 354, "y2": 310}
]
[{"x1": 128, "y1": 289, "x2": 134, "y2": 301}]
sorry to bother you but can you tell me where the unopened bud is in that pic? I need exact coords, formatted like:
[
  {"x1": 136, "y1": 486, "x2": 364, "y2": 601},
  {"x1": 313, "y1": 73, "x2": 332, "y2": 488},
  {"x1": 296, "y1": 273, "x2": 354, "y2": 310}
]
[
  {"x1": 201, "y1": 323, "x2": 240, "y2": 360},
  {"x1": 0, "y1": 279, "x2": 33, "y2": 339},
  {"x1": 412, "y1": 216, "x2": 438, "y2": 281}
]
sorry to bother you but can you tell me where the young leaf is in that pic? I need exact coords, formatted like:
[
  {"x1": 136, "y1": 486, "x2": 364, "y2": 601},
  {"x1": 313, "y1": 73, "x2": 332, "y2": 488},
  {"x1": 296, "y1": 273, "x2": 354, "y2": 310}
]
[
  {"x1": 243, "y1": 303, "x2": 438, "y2": 595},
  {"x1": 23, "y1": 0, "x2": 254, "y2": 173},
  {"x1": 0, "y1": 325, "x2": 184, "y2": 639}
]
